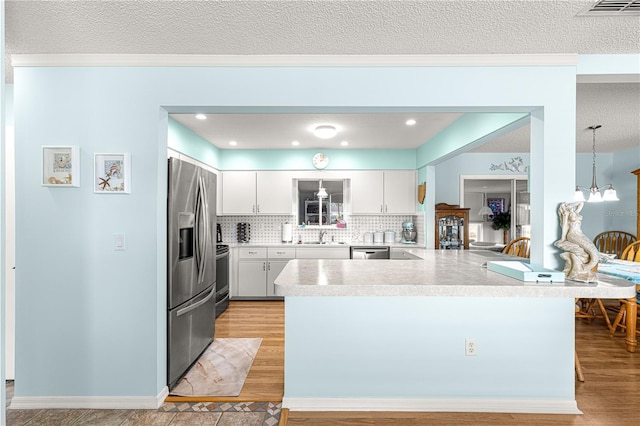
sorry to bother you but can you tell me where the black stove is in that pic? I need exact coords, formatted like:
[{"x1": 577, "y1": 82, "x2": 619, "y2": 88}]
[{"x1": 215, "y1": 244, "x2": 230, "y2": 317}]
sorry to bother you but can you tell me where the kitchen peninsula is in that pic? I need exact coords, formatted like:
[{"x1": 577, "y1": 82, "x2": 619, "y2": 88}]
[{"x1": 274, "y1": 251, "x2": 636, "y2": 414}]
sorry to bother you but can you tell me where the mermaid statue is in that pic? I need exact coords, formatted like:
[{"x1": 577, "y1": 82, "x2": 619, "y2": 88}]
[{"x1": 554, "y1": 202, "x2": 600, "y2": 282}]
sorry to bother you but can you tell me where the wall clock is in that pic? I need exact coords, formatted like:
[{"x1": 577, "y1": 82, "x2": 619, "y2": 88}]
[{"x1": 312, "y1": 153, "x2": 329, "y2": 170}]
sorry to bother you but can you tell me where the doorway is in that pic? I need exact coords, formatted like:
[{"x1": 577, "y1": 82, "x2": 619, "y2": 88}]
[{"x1": 460, "y1": 175, "x2": 529, "y2": 245}]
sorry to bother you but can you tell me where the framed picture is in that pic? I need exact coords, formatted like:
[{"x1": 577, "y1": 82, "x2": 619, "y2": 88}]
[
  {"x1": 42, "y1": 146, "x2": 80, "y2": 187},
  {"x1": 94, "y1": 153, "x2": 131, "y2": 194},
  {"x1": 487, "y1": 198, "x2": 505, "y2": 215}
]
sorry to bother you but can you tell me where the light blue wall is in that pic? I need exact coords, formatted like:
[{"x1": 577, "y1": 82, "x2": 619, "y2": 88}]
[
  {"x1": 609, "y1": 147, "x2": 639, "y2": 235},
  {"x1": 417, "y1": 113, "x2": 529, "y2": 167},
  {"x1": 1, "y1": 3, "x2": 6, "y2": 420},
  {"x1": 435, "y1": 153, "x2": 532, "y2": 205},
  {"x1": 221, "y1": 148, "x2": 416, "y2": 170},
  {"x1": 285, "y1": 297, "x2": 575, "y2": 400},
  {"x1": 168, "y1": 118, "x2": 221, "y2": 168},
  {"x1": 436, "y1": 150, "x2": 639, "y2": 240},
  {"x1": 14, "y1": 63, "x2": 577, "y2": 401}
]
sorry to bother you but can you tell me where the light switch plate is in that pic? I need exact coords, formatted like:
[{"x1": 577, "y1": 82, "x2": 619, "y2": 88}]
[{"x1": 114, "y1": 233, "x2": 126, "y2": 251}]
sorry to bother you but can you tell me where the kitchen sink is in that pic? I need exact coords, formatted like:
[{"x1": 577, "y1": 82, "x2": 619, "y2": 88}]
[{"x1": 298, "y1": 241, "x2": 347, "y2": 245}]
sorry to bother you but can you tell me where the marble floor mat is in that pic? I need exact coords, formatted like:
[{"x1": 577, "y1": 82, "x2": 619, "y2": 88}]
[{"x1": 170, "y1": 337, "x2": 262, "y2": 397}]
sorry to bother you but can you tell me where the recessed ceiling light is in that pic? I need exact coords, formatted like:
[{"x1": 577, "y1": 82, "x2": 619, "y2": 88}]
[
  {"x1": 291, "y1": 141, "x2": 300, "y2": 146},
  {"x1": 195, "y1": 114, "x2": 207, "y2": 120},
  {"x1": 340, "y1": 141, "x2": 349, "y2": 146},
  {"x1": 229, "y1": 141, "x2": 237, "y2": 146},
  {"x1": 313, "y1": 125, "x2": 337, "y2": 139},
  {"x1": 405, "y1": 119, "x2": 416, "y2": 126}
]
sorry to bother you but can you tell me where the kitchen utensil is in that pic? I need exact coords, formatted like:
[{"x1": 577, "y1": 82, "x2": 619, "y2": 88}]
[
  {"x1": 401, "y1": 221, "x2": 417, "y2": 244},
  {"x1": 237, "y1": 223, "x2": 251, "y2": 243},
  {"x1": 384, "y1": 230, "x2": 396, "y2": 243},
  {"x1": 282, "y1": 223, "x2": 293, "y2": 242}
]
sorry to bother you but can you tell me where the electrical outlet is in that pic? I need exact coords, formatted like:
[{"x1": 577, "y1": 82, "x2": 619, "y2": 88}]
[{"x1": 465, "y1": 338, "x2": 477, "y2": 356}]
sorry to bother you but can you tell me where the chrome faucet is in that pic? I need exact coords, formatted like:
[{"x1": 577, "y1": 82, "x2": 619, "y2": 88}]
[{"x1": 319, "y1": 230, "x2": 327, "y2": 243}]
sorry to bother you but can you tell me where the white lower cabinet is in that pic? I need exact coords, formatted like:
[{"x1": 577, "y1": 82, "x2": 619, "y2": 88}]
[
  {"x1": 295, "y1": 247, "x2": 350, "y2": 259},
  {"x1": 238, "y1": 260, "x2": 268, "y2": 297},
  {"x1": 267, "y1": 261, "x2": 288, "y2": 297},
  {"x1": 236, "y1": 247, "x2": 295, "y2": 298}
]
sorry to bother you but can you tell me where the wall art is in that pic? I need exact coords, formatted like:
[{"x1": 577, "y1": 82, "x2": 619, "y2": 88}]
[
  {"x1": 42, "y1": 146, "x2": 79, "y2": 187},
  {"x1": 94, "y1": 153, "x2": 131, "y2": 194}
]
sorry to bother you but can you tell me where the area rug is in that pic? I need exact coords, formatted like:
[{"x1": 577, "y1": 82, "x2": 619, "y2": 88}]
[{"x1": 170, "y1": 337, "x2": 262, "y2": 397}]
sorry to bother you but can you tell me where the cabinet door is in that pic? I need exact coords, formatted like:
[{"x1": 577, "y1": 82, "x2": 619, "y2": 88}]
[
  {"x1": 296, "y1": 247, "x2": 350, "y2": 259},
  {"x1": 256, "y1": 171, "x2": 293, "y2": 215},
  {"x1": 266, "y1": 260, "x2": 288, "y2": 297},
  {"x1": 351, "y1": 171, "x2": 384, "y2": 214},
  {"x1": 383, "y1": 170, "x2": 417, "y2": 214},
  {"x1": 237, "y1": 260, "x2": 267, "y2": 297},
  {"x1": 222, "y1": 171, "x2": 256, "y2": 215}
]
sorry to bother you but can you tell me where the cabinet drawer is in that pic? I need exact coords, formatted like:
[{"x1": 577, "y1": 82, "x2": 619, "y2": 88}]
[
  {"x1": 296, "y1": 247, "x2": 350, "y2": 259},
  {"x1": 268, "y1": 247, "x2": 296, "y2": 259},
  {"x1": 238, "y1": 247, "x2": 267, "y2": 259}
]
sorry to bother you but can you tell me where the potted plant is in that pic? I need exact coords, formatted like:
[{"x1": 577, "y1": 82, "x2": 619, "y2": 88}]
[{"x1": 491, "y1": 210, "x2": 511, "y2": 244}]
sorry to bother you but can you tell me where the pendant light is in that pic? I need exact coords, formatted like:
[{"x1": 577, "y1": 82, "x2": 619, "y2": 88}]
[
  {"x1": 317, "y1": 179, "x2": 328, "y2": 199},
  {"x1": 477, "y1": 192, "x2": 493, "y2": 216},
  {"x1": 574, "y1": 125, "x2": 619, "y2": 203}
]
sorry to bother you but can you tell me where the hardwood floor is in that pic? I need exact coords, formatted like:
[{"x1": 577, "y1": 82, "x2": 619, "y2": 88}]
[
  {"x1": 165, "y1": 300, "x2": 284, "y2": 403},
  {"x1": 164, "y1": 300, "x2": 640, "y2": 424}
]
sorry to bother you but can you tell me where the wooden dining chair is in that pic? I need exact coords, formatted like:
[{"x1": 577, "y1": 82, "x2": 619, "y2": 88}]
[
  {"x1": 621, "y1": 241, "x2": 640, "y2": 262},
  {"x1": 501, "y1": 237, "x2": 530, "y2": 258},
  {"x1": 608, "y1": 241, "x2": 640, "y2": 336},
  {"x1": 593, "y1": 231, "x2": 636, "y2": 259}
]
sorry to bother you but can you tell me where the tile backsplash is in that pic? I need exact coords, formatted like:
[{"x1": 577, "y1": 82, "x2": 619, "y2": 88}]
[{"x1": 217, "y1": 214, "x2": 424, "y2": 245}]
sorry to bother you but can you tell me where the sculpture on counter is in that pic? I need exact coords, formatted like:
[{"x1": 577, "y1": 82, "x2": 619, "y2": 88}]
[{"x1": 554, "y1": 201, "x2": 600, "y2": 282}]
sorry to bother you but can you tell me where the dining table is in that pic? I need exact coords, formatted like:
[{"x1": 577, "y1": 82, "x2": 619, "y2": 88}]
[{"x1": 597, "y1": 259, "x2": 640, "y2": 351}]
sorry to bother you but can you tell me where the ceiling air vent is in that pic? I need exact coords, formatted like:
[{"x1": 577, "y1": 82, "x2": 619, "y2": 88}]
[{"x1": 577, "y1": 1, "x2": 640, "y2": 16}]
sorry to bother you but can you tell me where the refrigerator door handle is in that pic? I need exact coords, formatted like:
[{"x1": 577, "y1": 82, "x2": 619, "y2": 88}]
[
  {"x1": 176, "y1": 285, "x2": 215, "y2": 317},
  {"x1": 198, "y1": 176, "x2": 209, "y2": 282},
  {"x1": 194, "y1": 178, "x2": 203, "y2": 282},
  {"x1": 195, "y1": 176, "x2": 208, "y2": 284}
]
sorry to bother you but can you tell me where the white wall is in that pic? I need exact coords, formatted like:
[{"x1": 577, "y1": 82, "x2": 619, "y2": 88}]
[{"x1": 13, "y1": 62, "x2": 577, "y2": 405}]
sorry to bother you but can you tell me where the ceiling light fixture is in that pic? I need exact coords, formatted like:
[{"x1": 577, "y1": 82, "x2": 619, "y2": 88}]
[
  {"x1": 478, "y1": 192, "x2": 493, "y2": 216},
  {"x1": 313, "y1": 125, "x2": 337, "y2": 139},
  {"x1": 574, "y1": 125, "x2": 619, "y2": 203},
  {"x1": 317, "y1": 180, "x2": 328, "y2": 199},
  {"x1": 229, "y1": 141, "x2": 237, "y2": 146},
  {"x1": 406, "y1": 119, "x2": 416, "y2": 126},
  {"x1": 340, "y1": 141, "x2": 349, "y2": 146},
  {"x1": 195, "y1": 114, "x2": 207, "y2": 120},
  {"x1": 291, "y1": 141, "x2": 300, "y2": 146}
]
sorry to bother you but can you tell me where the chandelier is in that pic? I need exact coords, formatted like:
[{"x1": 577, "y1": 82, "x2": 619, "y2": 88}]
[{"x1": 574, "y1": 125, "x2": 619, "y2": 203}]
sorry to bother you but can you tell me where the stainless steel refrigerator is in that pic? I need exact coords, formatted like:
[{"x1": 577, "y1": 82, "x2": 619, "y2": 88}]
[{"x1": 167, "y1": 157, "x2": 217, "y2": 390}]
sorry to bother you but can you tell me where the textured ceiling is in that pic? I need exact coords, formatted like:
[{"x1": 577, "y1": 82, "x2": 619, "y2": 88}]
[
  {"x1": 6, "y1": 0, "x2": 640, "y2": 82},
  {"x1": 470, "y1": 82, "x2": 640, "y2": 153},
  {"x1": 5, "y1": 1, "x2": 640, "y2": 153}
]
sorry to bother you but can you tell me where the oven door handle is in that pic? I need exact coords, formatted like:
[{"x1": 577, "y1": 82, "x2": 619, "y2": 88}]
[{"x1": 176, "y1": 285, "x2": 215, "y2": 317}]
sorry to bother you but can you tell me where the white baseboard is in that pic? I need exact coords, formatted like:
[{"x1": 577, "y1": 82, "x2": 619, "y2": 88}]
[
  {"x1": 9, "y1": 386, "x2": 170, "y2": 410},
  {"x1": 282, "y1": 397, "x2": 582, "y2": 415}
]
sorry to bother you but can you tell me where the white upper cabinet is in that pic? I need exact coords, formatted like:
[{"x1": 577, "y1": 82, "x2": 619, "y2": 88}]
[
  {"x1": 351, "y1": 170, "x2": 416, "y2": 214},
  {"x1": 383, "y1": 170, "x2": 417, "y2": 214},
  {"x1": 351, "y1": 171, "x2": 385, "y2": 214},
  {"x1": 222, "y1": 171, "x2": 292, "y2": 215},
  {"x1": 256, "y1": 171, "x2": 293, "y2": 214}
]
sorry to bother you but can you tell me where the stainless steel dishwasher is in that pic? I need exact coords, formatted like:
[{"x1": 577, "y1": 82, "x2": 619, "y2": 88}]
[{"x1": 350, "y1": 246, "x2": 390, "y2": 259}]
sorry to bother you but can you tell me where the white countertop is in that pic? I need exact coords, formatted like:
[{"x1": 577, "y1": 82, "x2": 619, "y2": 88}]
[
  {"x1": 226, "y1": 241, "x2": 419, "y2": 248},
  {"x1": 274, "y1": 250, "x2": 637, "y2": 298}
]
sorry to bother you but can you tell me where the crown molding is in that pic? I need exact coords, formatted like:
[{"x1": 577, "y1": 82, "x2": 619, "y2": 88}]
[{"x1": 11, "y1": 53, "x2": 579, "y2": 68}]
